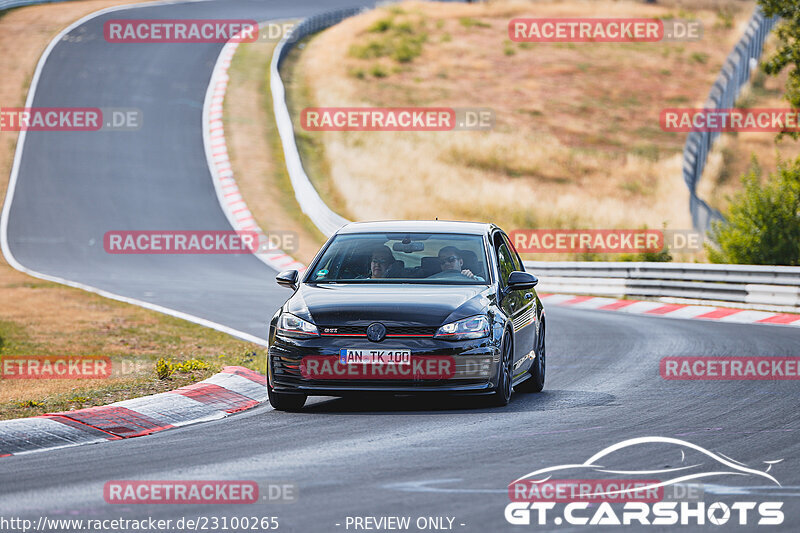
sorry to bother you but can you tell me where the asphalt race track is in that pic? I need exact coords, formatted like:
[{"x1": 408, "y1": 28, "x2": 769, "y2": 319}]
[
  {"x1": 2, "y1": 1, "x2": 800, "y2": 531},
  {"x1": 4, "y1": 0, "x2": 376, "y2": 340},
  {"x1": 3, "y1": 308, "x2": 800, "y2": 532}
]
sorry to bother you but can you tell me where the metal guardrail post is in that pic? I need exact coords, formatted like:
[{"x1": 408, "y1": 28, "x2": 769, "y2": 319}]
[{"x1": 681, "y1": 7, "x2": 779, "y2": 234}]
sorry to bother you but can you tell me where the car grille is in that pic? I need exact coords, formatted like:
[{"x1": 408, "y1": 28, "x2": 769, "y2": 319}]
[{"x1": 318, "y1": 325, "x2": 438, "y2": 337}]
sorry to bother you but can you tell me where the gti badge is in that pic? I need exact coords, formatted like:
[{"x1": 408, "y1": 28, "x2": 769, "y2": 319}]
[{"x1": 366, "y1": 322, "x2": 386, "y2": 342}]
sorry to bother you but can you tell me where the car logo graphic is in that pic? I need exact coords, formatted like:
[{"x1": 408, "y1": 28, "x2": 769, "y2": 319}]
[
  {"x1": 511, "y1": 436, "x2": 783, "y2": 499},
  {"x1": 366, "y1": 322, "x2": 386, "y2": 342}
]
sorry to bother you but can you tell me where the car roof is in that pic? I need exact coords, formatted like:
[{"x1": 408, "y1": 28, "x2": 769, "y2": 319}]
[{"x1": 336, "y1": 220, "x2": 495, "y2": 236}]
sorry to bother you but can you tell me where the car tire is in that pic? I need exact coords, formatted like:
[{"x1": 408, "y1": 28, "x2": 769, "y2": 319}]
[
  {"x1": 516, "y1": 319, "x2": 545, "y2": 393},
  {"x1": 488, "y1": 331, "x2": 513, "y2": 407},
  {"x1": 268, "y1": 384, "x2": 307, "y2": 411}
]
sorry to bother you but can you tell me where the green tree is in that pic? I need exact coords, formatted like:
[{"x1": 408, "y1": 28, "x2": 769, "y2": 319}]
[
  {"x1": 759, "y1": 0, "x2": 800, "y2": 139},
  {"x1": 707, "y1": 157, "x2": 800, "y2": 265}
]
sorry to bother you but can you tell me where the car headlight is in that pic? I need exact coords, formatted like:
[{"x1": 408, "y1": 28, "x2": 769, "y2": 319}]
[
  {"x1": 435, "y1": 315, "x2": 490, "y2": 340},
  {"x1": 277, "y1": 313, "x2": 319, "y2": 338}
]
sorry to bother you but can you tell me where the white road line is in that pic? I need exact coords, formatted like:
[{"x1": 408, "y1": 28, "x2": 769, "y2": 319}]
[{"x1": 0, "y1": 0, "x2": 268, "y2": 346}]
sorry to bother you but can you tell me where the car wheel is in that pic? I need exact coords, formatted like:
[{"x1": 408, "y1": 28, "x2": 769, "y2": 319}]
[
  {"x1": 517, "y1": 319, "x2": 545, "y2": 393},
  {"x1": 268, "y1": 383, "x2": 307, "y2": 411},
  {"x1": 488, "y1": 331, "x2": 513, "y2": 407}
]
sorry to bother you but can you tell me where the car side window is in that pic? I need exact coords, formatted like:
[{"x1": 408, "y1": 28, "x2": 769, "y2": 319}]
[
  {"x1": 495, "y1": 239, "x2": 516, "y2": 287},
  {"x1": 502, "y1": 234, "x2": 524, "y2": 272}
]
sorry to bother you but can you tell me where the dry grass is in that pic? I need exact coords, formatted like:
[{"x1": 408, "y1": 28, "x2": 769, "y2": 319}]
[
  {"x1": 0, "y1": 268, "x2": 264, "y2": 419},
  {"x1": 0, "y1": 0, "x2": 264, "y2": 420},
  {"x1": 288, "y1": 0, "x2": 758, "y2": 260}
]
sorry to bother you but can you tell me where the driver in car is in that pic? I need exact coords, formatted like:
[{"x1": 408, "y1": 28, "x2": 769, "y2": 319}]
[
  {"x1": 437, "y1": 246, "x2": 484, "y2": 281},
  {"x1": 369, "y1": 245, "x2": 403, "y2": 278}
]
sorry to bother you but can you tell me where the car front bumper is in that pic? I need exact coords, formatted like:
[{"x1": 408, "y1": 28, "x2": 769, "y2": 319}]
[{"x1": 268, "y1": 334, "x2": 500, "y2": 396}]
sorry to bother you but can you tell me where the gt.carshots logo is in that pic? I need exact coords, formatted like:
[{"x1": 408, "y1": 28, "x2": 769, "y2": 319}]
[{"x1": 505, "y1": 437, "x2": 785, "y2": 526}]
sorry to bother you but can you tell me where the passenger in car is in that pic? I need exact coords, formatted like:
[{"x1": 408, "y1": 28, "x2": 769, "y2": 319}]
[{"x1": 437, "y1": 246, "x2": 484, "y2": 281}]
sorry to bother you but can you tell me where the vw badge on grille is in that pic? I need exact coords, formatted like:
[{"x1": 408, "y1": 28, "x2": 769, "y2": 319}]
[{"x1": 366, "y1": 322, "x2": 386, "y2": 342}]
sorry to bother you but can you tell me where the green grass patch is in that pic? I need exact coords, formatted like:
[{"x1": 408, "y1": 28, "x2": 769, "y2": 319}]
[
  {"x1": 369, "y1": 64, "x2": 389, "y2": 77},
  {"x1": 459, "y1": 17, "x2": 490, "y2": 29},
  {"x1": 349, "y1": 13, "x2": 428, "y2": 65},
  {"x1": 0, "y1": 320, "x2": 42, "y2": 356},
  {"x1": 689, "y1": 52, "x2": 709, "y2": 64},
  {"x1": 368, "y1": 16, "x2": 394, "y2": 33},
  {"x1": 631, "y1": 143, "x2": 661, "y2": 161}
]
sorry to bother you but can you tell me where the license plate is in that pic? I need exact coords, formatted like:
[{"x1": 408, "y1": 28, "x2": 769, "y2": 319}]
[{"x1": 339, "y1": 349, "x2": 411, "y2": 365}]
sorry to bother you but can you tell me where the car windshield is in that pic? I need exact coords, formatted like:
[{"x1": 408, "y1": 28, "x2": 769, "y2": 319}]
[{"x1": 306, "y1": 232, "x2": 489, "y2": 284}]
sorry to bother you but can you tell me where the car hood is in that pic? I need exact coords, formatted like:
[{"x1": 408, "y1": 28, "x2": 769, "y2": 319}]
[{"x1": 287, "y1": 283, "x2": 492, "y2": 326}]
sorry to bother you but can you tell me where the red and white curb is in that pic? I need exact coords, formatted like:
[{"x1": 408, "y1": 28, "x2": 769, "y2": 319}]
[
  {"x1": 0, "y1": 366, "x2": 267, "y2": 457},
  {"x1": 540, "y1": 293, "x2": 800, "y2": 327},
  {"x1": 203, "y1": 24, "x2": 306, "y2": 274}
]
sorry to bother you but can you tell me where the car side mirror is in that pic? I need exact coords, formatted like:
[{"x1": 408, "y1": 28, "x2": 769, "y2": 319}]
[
  {"x1": 276, "y1": 269, "x2": 299, "y2": 290},
  {"x1": 507, "y1": 271, "x2": 538, "y2": 290}
]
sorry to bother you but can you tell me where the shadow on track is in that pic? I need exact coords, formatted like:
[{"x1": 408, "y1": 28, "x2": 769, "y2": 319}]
[{"x1": 297, "y1": 389, "x2": 616, "y2": 415}]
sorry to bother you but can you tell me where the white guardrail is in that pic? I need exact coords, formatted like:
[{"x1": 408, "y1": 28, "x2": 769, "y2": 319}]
[
  {"x1": 271, "y1": 8, "x2": 362, "y2": 237},
  {"x1": 524, "y1": 262, "x2": 800, "y2": 313},
  {"x1": 270, "y1": 1, "x2": 478, "y2": 237}
]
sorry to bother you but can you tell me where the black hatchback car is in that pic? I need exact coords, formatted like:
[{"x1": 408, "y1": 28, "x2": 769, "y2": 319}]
[{"x1": 267, "y1": 221, "x2": 545, "y2": 410}]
